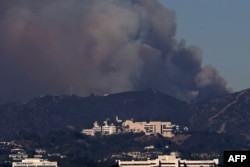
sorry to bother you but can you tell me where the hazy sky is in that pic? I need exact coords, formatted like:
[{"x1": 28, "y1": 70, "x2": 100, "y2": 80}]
[{"x1": 160, "y1": 0, "x2": 250, "y2": 92}]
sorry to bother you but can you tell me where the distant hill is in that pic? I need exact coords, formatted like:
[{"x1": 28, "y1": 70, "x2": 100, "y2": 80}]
[
  {"x1": 188, "y1": 89, "x2": 250, "y2": 135},
  {"x1": 0, "y1": 89, "x2": 188, "y2": 140},
  {"x1": 0, "y1": 89, "x2": 249, "y2": 158}
]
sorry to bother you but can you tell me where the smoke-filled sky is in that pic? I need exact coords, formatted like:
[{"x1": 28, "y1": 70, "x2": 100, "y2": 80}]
[
  {"x1": 160, "y1": 0, "x2": 250, "y2": 93},
  {"x1": 0, "y1": 0, "x2": 232, "y2": 104}
]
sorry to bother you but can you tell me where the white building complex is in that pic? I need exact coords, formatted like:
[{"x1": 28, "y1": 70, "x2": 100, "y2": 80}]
[
  {"x1": 102, "y1": 121, "x2": 117, "y2": 135},
  {"x1": 123, "y1": 120, "x2": 176, "y2": 138},
  {"x1": 81, "y1": 121, "x2": 102, "y2": 136},
  {"x1": 117, "y1": 154, "x2": 219, "y2": 167},
  {"x1": 12, "y1": 158, "x2": 58, "y2": 167},
  {"x1": 81, "y1": 117, "x2": 188, "y2": 138},
  {"x1": 82, "y1": 120, "x2": 117, "y2": 136}
]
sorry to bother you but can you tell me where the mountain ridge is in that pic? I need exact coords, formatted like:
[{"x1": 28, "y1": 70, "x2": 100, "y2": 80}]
[
  {"x1": 0, "y1": 89, "x2": 249, "y2": 151},
  {"x1": 0, "y1": 89, "x2": 188, "y2": 139}
]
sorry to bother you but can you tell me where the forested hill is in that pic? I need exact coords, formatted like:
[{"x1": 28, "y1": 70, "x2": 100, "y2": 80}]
[
  {"x1": 0, "y1": 89, "x2": 250, "y2": 167},
  {"x1": 0, "y1": 89, "x2": 188, "y2": 140},
  {"x1": 0, "y1": 89, "x2": 249, "y2": 151}
]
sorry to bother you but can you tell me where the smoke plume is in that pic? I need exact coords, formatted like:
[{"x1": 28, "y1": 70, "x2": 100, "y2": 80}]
[{"x1": 0, "y1": 0, "x2": 231, "y2": 104}]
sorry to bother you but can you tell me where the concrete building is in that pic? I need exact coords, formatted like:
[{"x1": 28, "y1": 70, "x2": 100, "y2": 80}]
[
  {"x1": 82, "y1": 120, "x2": 116, "y2": 136},
  {"x1": 102, "y1": 121, "x2": 117, "y2": 135},
  {"x1": 81, "y1": 121, "x2": 102, "y2": 136},
  {"x1": 81, "y1": 118, "x2": 187, "y2": 137},
  {"x1": 123, "y1": 120, "x2": 175, "y2": 138},
  {"x1": 161, "y1": 122, "x2": 175, "y2": 138},
  {"x1": 35, "y1": 149, "x2": 46, "y2": 154},
  {"x1": 9, "y1": 148, "x2": 28, "y2": 161},
  {"x1": 12, "y1": 158, "x2": 57, "y2": 167},
  {"x1": 9, "y1": 153, "x2": 28, "y2": 161},
  {"x1": 117, "y1": 155, "x2": 219, "y2": 167},
  {"x1": 123, "y1": 120, "x2": 146, "y2": 133},
  {"x1": 92, "y1": 121, "x2": 102, "y2": 133},
  {"x1": 82, "y1": 129, "x2": 95, "y2": 136}
]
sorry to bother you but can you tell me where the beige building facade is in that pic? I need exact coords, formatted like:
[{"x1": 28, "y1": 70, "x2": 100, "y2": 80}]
[
  {"x1": 117, "y1": 155, "x2": 219, "y2": 167},
  {"x1": 123, "y1": 120, "x2": 175, "y2": 138},
  {"x1": 12, "y1": 158, "x2": 57, "y2": 167}
]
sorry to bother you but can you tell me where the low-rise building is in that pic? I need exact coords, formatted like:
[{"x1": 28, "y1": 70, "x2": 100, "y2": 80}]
[
  {"x1": 117, "y1": 154, "x2": 219, "y2": 167},
  {"x1": 82, "y1": 129, "x2": 95, "y2": 136},
  {"x1": 81, "y1": 117, "x2": 187, "y2": 138},
  {"x1": 123, "y1": 120, "x2": 176, "y2": 138},
  {"x1": 123, "y1": 120, "x2": 146, "y2": 133},
  {"x1": 35, "y1": 149, "x2": 46, "y2": 154},
  {"x1": 12, "y1": 158, "x2": 58, "y2": 167},
  {"x1": 144, "y1": 145, "x2": 155, "y2": 150},
  {"x1": 9, "y1": 148, "x2": 28, "y2": 161},
  {"x1": 102, "y1": 121, "x2": 116, "y2": 135},
  {"x1": 82, "y1": 121, "x2": 102, "y2": 136},
  {"x1": 9, "y1": 153, "x2": 28, "y2": 161},
  {"x1": 82, "y1": 120, "x2": 116, "y2": 136}
]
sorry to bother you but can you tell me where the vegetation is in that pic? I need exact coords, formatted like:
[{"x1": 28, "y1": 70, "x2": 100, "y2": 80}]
[{"x1": 0, "y1": 89, "x2": 250, "y2": 166}]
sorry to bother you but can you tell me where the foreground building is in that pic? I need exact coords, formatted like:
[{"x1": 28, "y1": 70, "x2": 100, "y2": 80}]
[
  {"x1": 12, "y1": 158, "x2": 58, "y2": 167},
  {"x1": 117, "y1": 154, "x2": 219, "y2": 167}
]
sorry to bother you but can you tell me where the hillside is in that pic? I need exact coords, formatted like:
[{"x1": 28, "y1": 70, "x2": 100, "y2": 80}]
[
  {"x1": 188, "y1": 89, "x2": 250, "y2": 135},
  {"x1": 0, "y1": 89, "x2": 188, "y2": 140},
  {"x1": 0, "y1": 89, "x2": 249, "y2": 140},
  {"x1": 0, "y1": 89, "x2": 249, "y2": 166}
]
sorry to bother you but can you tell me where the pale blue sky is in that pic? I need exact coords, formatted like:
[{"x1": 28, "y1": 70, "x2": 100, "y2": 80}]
[{"x1": 160, "y1": 0, "x2": 250, "y2": 92}]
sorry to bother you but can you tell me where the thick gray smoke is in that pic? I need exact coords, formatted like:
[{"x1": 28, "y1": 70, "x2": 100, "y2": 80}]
[{"x1": 0, "y1": 0, "x2": 231, "y2": 104}]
